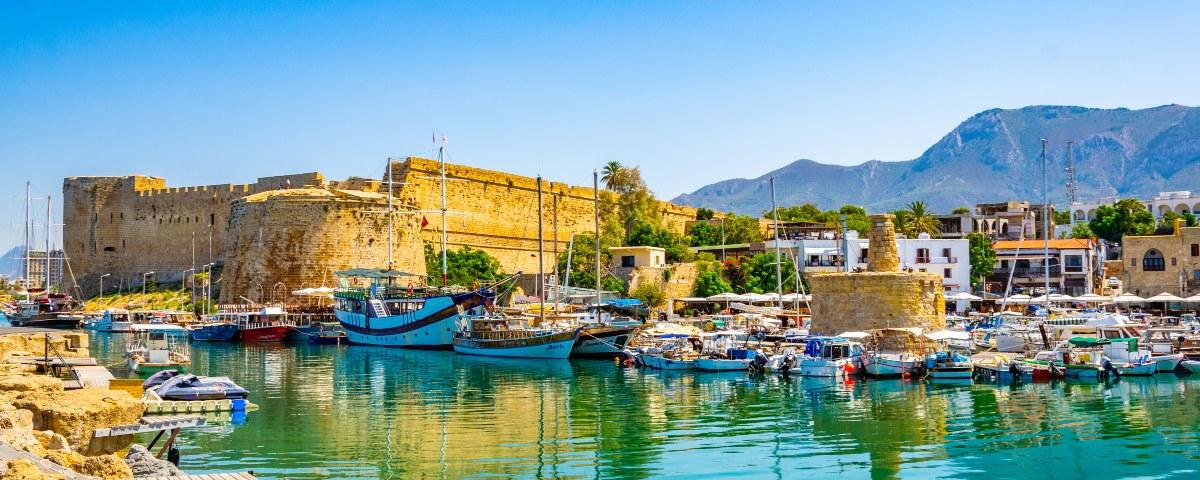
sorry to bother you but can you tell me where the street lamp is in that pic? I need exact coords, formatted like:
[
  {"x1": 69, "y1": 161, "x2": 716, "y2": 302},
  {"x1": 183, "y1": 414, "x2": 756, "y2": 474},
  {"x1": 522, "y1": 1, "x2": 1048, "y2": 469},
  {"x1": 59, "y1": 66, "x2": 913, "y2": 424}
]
[
  {"x1": 99, "y1": 274, "x2": 111, "y2": 298},
  {"x1": 142, "y1": 272, "x2": 155, "y2": 297}
]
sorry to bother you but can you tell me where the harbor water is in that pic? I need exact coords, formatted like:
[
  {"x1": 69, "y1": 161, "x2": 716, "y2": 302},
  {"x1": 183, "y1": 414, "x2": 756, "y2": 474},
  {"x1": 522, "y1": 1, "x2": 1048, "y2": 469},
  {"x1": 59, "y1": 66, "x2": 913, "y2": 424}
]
[{"x1": 26, "y1": 326, "x2": 1200, "y2": 478}]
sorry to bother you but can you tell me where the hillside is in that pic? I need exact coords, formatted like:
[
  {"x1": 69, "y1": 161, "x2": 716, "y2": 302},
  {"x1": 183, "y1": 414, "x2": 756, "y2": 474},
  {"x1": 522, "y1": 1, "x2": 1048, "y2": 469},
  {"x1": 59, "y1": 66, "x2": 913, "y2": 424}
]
[{"x1": 673, "y1": 105, "x2": 1200, "y2": 214}]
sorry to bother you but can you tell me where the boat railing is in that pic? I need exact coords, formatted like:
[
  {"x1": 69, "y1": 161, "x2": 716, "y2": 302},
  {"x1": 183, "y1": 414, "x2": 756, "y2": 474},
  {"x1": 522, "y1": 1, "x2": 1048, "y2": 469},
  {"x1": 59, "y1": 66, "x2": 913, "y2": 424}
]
[{"x1": 218, "y1": 303, "x2": 286, "y2": 314}]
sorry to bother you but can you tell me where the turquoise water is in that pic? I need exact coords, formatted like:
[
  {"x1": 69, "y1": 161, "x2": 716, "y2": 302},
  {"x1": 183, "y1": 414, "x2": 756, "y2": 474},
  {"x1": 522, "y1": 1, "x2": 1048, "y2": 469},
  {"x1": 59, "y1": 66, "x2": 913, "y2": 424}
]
[{"x1": 12, "y1": 318, "x2": 1200, "y2": 479}]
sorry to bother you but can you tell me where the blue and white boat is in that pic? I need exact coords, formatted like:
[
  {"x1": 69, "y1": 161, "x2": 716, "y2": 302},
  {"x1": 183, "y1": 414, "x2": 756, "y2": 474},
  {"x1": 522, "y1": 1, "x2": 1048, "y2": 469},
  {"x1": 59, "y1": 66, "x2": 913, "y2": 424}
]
[
  {"x1": 84, "y1": 309, "x2": 134, "y2": 332},
  {"x1": 694, "y1": 331, "x2": 755, "y2": 372},
  {"x1": 333, "y1": 269, "x2": 514, "y2": 349},
  {"x1": 798, "y1": 336, "x2": 864, "y2": 377}
]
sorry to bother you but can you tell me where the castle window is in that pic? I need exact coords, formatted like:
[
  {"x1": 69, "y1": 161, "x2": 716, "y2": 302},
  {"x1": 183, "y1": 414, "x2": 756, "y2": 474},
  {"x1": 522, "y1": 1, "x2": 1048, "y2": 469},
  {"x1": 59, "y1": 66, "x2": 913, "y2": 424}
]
[
  {"x1": 122, "y1": 239, "x2": 125, "y2": 249},
  {"x1": 1192, "y1": 244, "x2": 1199, "y2": 256},
  {"x1": 103, "y1": 246, "x2": 115, "y2": 252},
  {"x1": 110, "y1": 213, "x2": 113, "y2": 223},
  {"x1": 1143, "y1": 249, "x2": 1166, "y2": 271},
  {"x1": 1172, "y1": 257, "x2": 1177, "y2": 266},
  {"x1": 210, "y1": 214, "x2": 215, "y2": 227},
  {"x1": 120, "y1": 212, "x2": 124, "y2": 220}
]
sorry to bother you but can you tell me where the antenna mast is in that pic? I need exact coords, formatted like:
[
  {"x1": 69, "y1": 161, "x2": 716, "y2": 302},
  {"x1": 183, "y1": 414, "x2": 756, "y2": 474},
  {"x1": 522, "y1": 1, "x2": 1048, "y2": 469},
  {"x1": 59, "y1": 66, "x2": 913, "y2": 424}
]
[
  {"x1": 23, "y1": 182, "x2": 30, "y2": 291},
  {"x1": 1065, "y1": 140, "x2": 1078, "y2": 206},
  {"x1": 439, "y1": 139, "x2": 448, "y2": 287},
  {"x1": 45, "y1": 195, "x2": 52, "y2": 294},
  {"x1": 386, "y1": 158, "x2": 394, "y2": 270}
]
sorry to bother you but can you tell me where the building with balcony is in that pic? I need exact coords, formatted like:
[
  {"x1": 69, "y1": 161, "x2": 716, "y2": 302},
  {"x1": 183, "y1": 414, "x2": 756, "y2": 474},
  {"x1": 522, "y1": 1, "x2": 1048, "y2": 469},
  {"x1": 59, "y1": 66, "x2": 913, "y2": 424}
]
[
  {"x1": 987, "y1": 238, "x2": 1098, "y2": 296},
  {"x1": 1067, "y1": 191, "x2": 1200, "y2": 224},
  {"x1": 937, "y1": 201, "x2": 1056, "y2": 241},
  {"x1": 1119, "y1": 219, "x2": 1200, "y2": 297}
]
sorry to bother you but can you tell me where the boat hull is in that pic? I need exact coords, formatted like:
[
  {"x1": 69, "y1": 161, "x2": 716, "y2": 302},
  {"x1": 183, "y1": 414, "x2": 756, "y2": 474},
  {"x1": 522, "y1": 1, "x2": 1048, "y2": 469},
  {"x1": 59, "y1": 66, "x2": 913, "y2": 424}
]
[
  {"x1": 799, "y1": 358, "x2": 850, "y2": 377},
  {"x1": 694, "y1": 358, "x2": 749, "y2": 372},
  {"x1": 1151, "y1": 353, "x2": 1184, "y2": 372},
  {"x1": 640, "y1": 354, "x2": 695, "y2": 370},
  {"x1": 9, "y1": 316, "x2": 81, "y2": 329},
  {"x1": 1117, "y1": 362, "x2": 1158, "y2": 376},
  {"x1": 190, "y1": 324, "x2": 239, "y2": 342},
  {"x1": 1182, "y1": 360, "x2": 1200, "y2": 373},
  {"x1": 452, "y1": 331, "x2": 578, "y2": 359},
  {"x1": 236, "y1": 326, "x2": 291, "y2": 342},
  {"x1": 572, "y1": 325, "x2": 639, "y2": 358},
  {"x1": 127, "y1": 359, "x2": 188, "y2": 376},
  {"x1": 864, "y1": 355, "x2": 919, "y2": 377},
  {"x1": 929, "y1": 366, "x2": 974, "y2": 379}
]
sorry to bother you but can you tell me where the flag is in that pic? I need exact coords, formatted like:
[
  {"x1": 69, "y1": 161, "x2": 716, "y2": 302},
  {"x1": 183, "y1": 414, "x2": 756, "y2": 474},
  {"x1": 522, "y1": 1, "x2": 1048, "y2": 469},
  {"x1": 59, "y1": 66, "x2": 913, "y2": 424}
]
[{"x1": 420, "y1": 216, "x2": 429, "y2": 228}]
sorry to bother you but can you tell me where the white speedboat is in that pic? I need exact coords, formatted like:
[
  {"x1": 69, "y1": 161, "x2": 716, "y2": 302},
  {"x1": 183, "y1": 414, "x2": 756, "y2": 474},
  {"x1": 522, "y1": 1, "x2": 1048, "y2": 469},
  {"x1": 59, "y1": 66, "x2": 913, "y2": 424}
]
[
  {"x1": 798, "y1": 337, "x2": 863, "y2": 378},
  {"x1": 694, "y1": 331, "x2": 754, "y2": 372},
  {"x1": 1181, "y1": 360, "x2": 1200, "y2": 373},
  {"x1": 863, "y1": 328, "x2": 924, "y2": 377}
]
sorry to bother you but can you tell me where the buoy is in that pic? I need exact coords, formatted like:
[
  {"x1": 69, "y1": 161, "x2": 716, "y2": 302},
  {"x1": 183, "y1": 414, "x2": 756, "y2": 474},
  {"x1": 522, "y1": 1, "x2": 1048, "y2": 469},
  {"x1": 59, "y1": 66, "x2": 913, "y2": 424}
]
[
  {"x1": 624, "y1": 358, "x2": 635, "y2": 368},
  {"x1": 902, "y1": 372, "x2": 911, "y2": 380},
  {"x1": 843, "y1": 363, "x2": 855, "y2": 374}
]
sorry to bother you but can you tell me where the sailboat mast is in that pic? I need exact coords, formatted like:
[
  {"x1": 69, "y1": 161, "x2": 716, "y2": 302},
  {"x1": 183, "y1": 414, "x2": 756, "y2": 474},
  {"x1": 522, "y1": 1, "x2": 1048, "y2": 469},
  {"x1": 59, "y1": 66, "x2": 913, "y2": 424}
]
[
  {"x1": 770, "y1": 177, "x2": 783, "y2": 310},
  {"x1": 1041, "y1": 138, "x2": 1050, "y2": 308},
  {"x1": 439, "y1": 143, "x2": 448, "y2": 286},
  {"x1": 594, "y1": 171, "x2": 601, "y2": 316},
  {"x1": 45, "y1": 195, "x2": 52, "y2": 294},
  {"x1": 23, "y1": 181, "x2": 30, "y2": 291},
  {"x1": 537, "y1": 175, "x2": 545, "y2": 324},
  {"x1": 386, "y1": 158, "x2": 394, "y2": 270}
]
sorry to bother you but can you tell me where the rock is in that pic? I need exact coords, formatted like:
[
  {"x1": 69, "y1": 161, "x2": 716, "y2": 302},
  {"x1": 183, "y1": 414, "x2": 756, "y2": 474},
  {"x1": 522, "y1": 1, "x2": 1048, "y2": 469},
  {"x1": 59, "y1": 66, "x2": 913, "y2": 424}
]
[
  {"x1": 44, "y1": 451, "x2": 131, "y2": 480},
  {"x1": 32, "y1": 431, "x2": 71, "y2": 451},
  {"x1": 0, "y1": 428, "x2": 47, "y2": 457},
  {"x1": 122, "y1": 445, "x2": 180, "y2": 478},
  {"x1": 0, "y1": 406, "x2": 34, "y2": 430},
  {"x1": 0, "y1": 459, "x2": 66, "y2": 480},
  {"x1": 10, "y1": 389, "x2": 142, "y2": 455},
  {"x1": 0, "y1": 376, "x2": 64, "y2": 394}
]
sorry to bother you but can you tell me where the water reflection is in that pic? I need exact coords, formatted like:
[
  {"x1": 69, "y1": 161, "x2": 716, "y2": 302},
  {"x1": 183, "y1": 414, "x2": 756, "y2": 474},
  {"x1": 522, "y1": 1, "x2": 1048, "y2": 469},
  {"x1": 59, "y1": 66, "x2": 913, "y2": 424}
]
[{"x1": 82, "y1": 333, "x2": 1200, "y2": 479}]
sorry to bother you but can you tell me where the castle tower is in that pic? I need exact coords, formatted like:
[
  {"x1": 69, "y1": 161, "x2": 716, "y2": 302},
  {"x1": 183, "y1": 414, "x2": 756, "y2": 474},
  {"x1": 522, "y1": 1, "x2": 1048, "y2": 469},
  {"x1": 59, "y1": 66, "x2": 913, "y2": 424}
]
[{"x1": 867, "y1": 214, "x2": 900, "y2": 272}]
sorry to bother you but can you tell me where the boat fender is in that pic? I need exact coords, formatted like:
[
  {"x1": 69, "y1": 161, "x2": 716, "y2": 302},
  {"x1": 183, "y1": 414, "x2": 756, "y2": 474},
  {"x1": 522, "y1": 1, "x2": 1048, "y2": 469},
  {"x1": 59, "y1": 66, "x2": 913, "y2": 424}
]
[
  {"x1": 704, "y1": 321, "x2": 716, "y2": 332},
  {"x1": 623, "y1": 358, "x2": 635, "y2": 368},
  {"x1": 843, "y1": 362, "x2": 855, "y2": 374},
  {"x1": 167, "y1": 447, "x2": 180, "y2": 466},
  {"x1": 408, "y1": 283, "x2": 415, "y2": 295},
  {"x1": 231, "y1": 399, "x2": 247, "y2": 412}
]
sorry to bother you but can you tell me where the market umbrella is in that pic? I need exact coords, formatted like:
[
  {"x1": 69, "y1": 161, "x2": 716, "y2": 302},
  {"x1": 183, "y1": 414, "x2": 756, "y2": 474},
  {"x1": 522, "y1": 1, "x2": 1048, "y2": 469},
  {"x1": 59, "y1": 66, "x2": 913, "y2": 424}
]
[
  {"x1": 1002, "y1": 294, "x2": 1032, "y2": 304},
  {"x1": 1185, "y1": 294, "x2": 1200, "y2": 303},
  {"x1": 707, "y1": 292, "x2": 746, "y2": 311},
  {"x1": 947, "y1": 292, "x2": 983, "y2": 301},
  {"x1": 1146, "y1": 292, "x2": 1184, "y2": 302},
  {"x1": 1112, "y1": 293, "x2": 1146, "y2": 304},
  {"x1": 1075, "y1": 293, "x2": 1111, "y2": 303},
  {"x1": 1048, "y1": 293, "x2": 1076, "y2": 303}
]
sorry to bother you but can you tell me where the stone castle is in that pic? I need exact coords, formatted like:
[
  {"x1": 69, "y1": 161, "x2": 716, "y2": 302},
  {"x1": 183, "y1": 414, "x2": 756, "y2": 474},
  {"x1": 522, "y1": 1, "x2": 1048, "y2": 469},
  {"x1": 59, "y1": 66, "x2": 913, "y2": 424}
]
[
  {"x1": 809, "y1": 214, "x2": 946, "y2": 334},
  {"x1": 63, "y1": 157, "x2": 697, "y2": 303}
]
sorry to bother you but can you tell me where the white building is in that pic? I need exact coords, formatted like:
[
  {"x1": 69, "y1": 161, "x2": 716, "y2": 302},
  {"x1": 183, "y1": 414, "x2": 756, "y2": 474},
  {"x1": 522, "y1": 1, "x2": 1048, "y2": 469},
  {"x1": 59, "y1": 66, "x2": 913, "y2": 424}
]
[
  {"x1": 1068, "y1": 190, "x2": 1200, "y2": 224},
  {"x1": 767, "y1": 232, "x2": 972, "y2": 295}
]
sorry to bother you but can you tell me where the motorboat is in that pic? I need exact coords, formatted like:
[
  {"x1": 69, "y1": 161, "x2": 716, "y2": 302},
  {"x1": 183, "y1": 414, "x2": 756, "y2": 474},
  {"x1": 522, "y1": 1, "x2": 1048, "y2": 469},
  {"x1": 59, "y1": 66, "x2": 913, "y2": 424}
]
[
  {"x1": 798, "y1": 336, "x2": 863, "y2": 377},
  {"x1": 1103, "y1": 338, "x2": 1158, "y2": 376},
  {"x1": 125, "y1": 331, "x2": 191, "y2": 375},
  {"x1": 570, "y1": 309, "x2": 643, "y2": 358},
  {"x1": 863, "y1": 328, "x2": 925, "y2": 377},
  {"x1": 924, "y1": 330, "x2": 974, "y2": 380},
  {"x1": 305, "y1": 322, "x2": 348, "y2": 345},
  {"x1": 1141, "y1": 327, "x2": 1188, "y2": 372},
  {"x1": 212, "y1": 305, "x2": 293, "y2": 342},
  {"x1": 635, "y1": 337, "x2": 698, "y2": 370},
  {"x1": 452, "y1": 316, "x2": 579, "y2": 359},
  {"x1": 1181, "y1": 360, "x2": 1200, "y2": 373},
  {"x1": 83, "y1": 309, "x2": 134, "y2": 332},
  {"x1": 694, "y1": 331, "x2": 756, "y2": 372},
  {"x1": 7, "y1": 294, "x2": 82, "y2": 328},
  {"x1": 144, "y1": 370, "x2": 249, "y2": 401}
]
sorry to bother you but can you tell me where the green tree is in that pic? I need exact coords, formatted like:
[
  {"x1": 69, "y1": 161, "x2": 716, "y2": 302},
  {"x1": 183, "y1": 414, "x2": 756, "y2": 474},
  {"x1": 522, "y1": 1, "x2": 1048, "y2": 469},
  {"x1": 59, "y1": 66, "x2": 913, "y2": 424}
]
[
  {"x1": 630, "y1": 283, "x2": 666, "y2": 308},
  {"x1": 627, "y1": 222, "x2": 693, "y2": 263},
  {"x1": 899, "y1": 201, "x2": 941, "y2": 237},
  {"x1": 966, "y1": 233, "x2": 996, "y2": 291},
  {"x1": 600, "y1": 161, "x2": 623, "y2": 190},
  {"x1": 554, "y1": 233, "x2": 626, "y2": 294},
  {"x1": 739, "y1": 252, "x2": 795, "y2": 294},
  {"x1": 767, "y1": 204, "x2": 824, "y2": 223},
  {"x1": 1068, "y1": 223, "x2": 1093, "y2": 239},
  {"x1": 687, "y1": 214, "x2": 763, "y2": 247},
  {"x1": 425, "y1": 244, "x2": 506, "y2": 287},
  {"x1": 951, "y1": 207, "x2": 971, "y2": 215},
  {"x1": 1157, "y1": 210, "x2": 1198, "y2": 234},
  {"x1": 695, "y1": 208, "x2": 715, "y2": 221},
  {"x1": 693, "y1": 271, "x2": 732, "y2": 297},
  {"x1": 1053, "y1": 209, "x2": 1072, "y2": 225},
  {"x1": 1088, "y1": 198, "x2": 1155, "y2": 242}
]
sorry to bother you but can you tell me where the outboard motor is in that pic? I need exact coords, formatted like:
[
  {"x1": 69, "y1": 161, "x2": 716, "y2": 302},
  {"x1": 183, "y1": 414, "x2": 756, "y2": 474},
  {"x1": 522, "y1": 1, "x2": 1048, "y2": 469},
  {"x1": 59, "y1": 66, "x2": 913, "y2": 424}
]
[
  {"x1": 750, "y1": 353, "x2": 768, "y2": 373},
  {"x1": 1102, "y1": 356, "x2": 1116, "y2": 377},
  {"x1": 1008, "y1": 360, "x2": 1021, "y2": 380},
  {"x1": 780, "y1": 353, "x2": 795, "y2": 376}
]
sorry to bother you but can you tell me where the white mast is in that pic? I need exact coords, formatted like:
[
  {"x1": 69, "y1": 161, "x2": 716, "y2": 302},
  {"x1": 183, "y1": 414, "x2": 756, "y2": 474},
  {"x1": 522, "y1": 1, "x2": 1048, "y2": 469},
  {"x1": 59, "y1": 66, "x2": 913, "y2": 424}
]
[
  {"x1": 45, "y1": 194, "x2": 52, "y2": 294},
  {"x1": 23, "y1": 181, "x2": 30, "y2": 291},
  {"x1": 537, "y1": 175, "x2": 545, "y2": 325},
  {"x1": 594, "y1": 171, "x2": 601, "y2": 314},
  {"x1": 1041, "y1": 139, "x2": 1050, "y2": 309},
  {"x1": 439, "y1": 141, "x2": 448, "y2": 286},
  {"x1": 770, "y1": 177, "x2": 783, "y2": 309},
  {"x1": 386, "y1": 157, "x2": 394, "y2": 270}
]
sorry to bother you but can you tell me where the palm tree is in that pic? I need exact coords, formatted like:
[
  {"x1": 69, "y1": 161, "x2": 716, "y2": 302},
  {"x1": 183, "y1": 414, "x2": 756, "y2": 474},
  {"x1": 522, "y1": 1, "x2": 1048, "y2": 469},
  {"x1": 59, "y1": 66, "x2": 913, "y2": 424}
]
[
  {"x1": 902, "y1": 201, "x2": 942, "y2": 237},
  {"x1": 601, "y1": 161, "x2": 623, "y2": 190}
]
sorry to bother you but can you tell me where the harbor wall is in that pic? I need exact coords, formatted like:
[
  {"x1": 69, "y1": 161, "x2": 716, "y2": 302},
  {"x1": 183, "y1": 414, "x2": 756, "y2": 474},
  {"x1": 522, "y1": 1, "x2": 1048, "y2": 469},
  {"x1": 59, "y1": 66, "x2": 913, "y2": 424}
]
[{"x1": 65, "y1": 157, "x2": 696, "y2": 302}]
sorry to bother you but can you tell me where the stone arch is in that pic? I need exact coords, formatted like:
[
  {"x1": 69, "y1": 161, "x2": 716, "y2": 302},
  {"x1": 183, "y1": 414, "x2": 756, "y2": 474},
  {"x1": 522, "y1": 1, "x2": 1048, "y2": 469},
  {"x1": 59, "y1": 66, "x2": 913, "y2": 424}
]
[
  {"x1": 1193, "y1": 202, "x2": 1200, "y2": 214},
  {"x1": 1158, "y1": 204, "x2": 1171, "y2": 216},
  {"x1": 1087, "y1": 208, "x2": 1097, "y2": 220},
  {"x1": 998, "y1": 220, "x2": 1008, "y2": 236},
  {"x1": 1073, "y1": 209, "x2": 1085, "y2": 222},
  {"x1": 1176, "y1": 203, "x2": 1190, "y2": 214}
]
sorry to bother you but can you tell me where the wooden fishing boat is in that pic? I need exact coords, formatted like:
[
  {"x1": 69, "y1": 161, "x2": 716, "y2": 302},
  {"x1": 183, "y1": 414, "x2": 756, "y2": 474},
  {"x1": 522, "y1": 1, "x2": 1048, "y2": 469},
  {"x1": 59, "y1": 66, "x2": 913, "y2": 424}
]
[
  {"x1": 125, "y1": 331, "x2": 191, "y2": 375},
  {"x1": 452, "y1": 317, "x2": 579, "y2": 359}
]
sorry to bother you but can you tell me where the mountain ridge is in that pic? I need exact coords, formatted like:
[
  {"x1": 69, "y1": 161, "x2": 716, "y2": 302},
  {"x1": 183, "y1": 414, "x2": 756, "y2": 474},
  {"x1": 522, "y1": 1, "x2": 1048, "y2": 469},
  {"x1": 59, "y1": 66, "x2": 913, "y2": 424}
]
[{"x1": 673, "y1": 104, "x2": 1200, "y2": 215}]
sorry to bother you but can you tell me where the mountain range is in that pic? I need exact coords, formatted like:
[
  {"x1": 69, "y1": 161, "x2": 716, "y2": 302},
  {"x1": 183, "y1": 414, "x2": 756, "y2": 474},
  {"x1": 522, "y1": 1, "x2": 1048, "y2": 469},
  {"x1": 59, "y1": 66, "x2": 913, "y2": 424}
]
[{"x1": 672, "y1": 105, "x2": 1200, "y2": 215}]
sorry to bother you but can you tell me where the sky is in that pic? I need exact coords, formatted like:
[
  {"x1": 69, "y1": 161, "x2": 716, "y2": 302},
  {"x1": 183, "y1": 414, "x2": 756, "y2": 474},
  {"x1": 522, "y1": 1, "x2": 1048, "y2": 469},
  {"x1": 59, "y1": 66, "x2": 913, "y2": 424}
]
[{"x1": 2, "y1": 1, "x2": 1199, "y2": 253}]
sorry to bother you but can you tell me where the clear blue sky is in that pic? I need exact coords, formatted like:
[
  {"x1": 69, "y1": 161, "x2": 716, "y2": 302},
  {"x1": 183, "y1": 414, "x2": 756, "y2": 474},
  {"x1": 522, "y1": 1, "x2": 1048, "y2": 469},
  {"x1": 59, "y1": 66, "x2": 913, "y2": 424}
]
[{"x1": 2, "y1": 1, "x2": 1199, "y2": 252}]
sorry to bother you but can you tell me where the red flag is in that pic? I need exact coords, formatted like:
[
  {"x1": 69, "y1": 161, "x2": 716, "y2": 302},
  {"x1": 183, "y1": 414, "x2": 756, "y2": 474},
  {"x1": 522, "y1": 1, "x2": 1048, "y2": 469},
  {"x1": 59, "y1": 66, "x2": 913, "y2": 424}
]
[{"x1": 420, "y1": 216, "x2": 429, "y2": 228}]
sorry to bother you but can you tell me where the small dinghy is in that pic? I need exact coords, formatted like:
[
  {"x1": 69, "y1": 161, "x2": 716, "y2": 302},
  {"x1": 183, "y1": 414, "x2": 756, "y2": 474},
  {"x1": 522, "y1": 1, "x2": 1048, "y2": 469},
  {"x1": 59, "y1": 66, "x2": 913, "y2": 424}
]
[{"x1": 144, "y1": 369, "x2": 249, "y2": 401}]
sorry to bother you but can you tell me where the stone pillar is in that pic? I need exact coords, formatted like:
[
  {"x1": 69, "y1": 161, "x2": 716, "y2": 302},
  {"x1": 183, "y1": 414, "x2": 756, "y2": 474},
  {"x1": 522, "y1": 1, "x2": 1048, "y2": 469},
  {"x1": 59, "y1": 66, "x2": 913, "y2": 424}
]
[{"x1": 868, "y1": 214, "x2": 900, "y2": 273}]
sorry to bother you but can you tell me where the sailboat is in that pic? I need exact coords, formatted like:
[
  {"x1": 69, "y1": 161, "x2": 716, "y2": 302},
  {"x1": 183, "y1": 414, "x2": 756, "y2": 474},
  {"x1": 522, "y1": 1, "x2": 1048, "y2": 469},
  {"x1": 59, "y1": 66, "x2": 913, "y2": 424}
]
[
  {"x1": 451, "y1": 174, "x2": 579, "y2": 358},
  {"x1": 9, "y1": 185, "x2": 81, "y2": 329},
  {"x1": 334, "y1": 142, "x2": 504, "y2": 348}
]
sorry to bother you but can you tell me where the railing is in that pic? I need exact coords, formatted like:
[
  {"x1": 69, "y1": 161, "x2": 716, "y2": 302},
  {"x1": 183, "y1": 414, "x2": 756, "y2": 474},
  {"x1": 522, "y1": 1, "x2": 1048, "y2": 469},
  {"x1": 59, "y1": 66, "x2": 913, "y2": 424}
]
[
  {"x1": 993, "y1": 267, "x2": 1062, "y2": 278},
  {"x1": 804, "y1": 260, "x2": 844, "y2": 267}
]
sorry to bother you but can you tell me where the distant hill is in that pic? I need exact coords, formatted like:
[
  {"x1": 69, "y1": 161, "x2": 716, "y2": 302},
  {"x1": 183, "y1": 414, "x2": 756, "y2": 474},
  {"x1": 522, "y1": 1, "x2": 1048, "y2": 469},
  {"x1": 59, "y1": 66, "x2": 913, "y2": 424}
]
[
  {"x1": 0, "y1": 246, "x2": 25, "y2": 280},
  {"x1": 673, "y1": 105, "x2": 1200, "y2": 215}
]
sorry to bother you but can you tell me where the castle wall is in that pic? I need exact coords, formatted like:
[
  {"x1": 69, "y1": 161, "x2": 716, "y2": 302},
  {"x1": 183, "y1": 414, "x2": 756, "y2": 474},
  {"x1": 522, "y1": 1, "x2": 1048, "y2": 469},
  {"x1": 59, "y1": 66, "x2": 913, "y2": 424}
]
[
  {"x1": 218, "y1": 189, "x2": 425, "y2": 303},
  {"x1": 391, "y1": 157, "x2": 696, "y2": 275}
]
